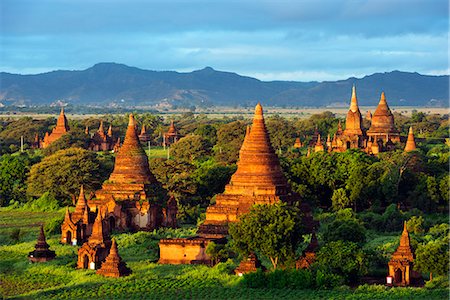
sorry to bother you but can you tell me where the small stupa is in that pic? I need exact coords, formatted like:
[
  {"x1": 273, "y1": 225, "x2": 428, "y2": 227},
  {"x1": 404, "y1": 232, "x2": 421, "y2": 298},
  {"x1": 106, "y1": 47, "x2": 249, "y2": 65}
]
[
  {"x1": 96, "y1": 239, "x2": 131, "y2": 277},
  {"x1": 28, "y1": 225, "x2": 56, "y2": 263},
  {"x1": 404, "y1": 126, "x2": 417, "y2": 152},
  {"x1": 234, "y1": 253, "x2": 265, "y2": 276},
  {"x1": 314, "y1": 134, "x2": 324, "y2": 152}
]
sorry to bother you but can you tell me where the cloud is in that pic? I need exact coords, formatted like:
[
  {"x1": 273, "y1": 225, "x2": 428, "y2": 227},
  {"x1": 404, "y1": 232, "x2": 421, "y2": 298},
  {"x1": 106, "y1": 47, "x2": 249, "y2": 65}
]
[{"x1": 0, "y1": 0, "x2": 448, "y2": 80}]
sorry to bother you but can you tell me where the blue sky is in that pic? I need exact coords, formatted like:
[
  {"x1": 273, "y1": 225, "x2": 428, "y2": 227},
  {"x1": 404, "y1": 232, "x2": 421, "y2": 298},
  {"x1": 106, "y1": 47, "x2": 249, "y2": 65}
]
[{"x1": 1, "y1": 0, "x2": 448, "y2": 81}]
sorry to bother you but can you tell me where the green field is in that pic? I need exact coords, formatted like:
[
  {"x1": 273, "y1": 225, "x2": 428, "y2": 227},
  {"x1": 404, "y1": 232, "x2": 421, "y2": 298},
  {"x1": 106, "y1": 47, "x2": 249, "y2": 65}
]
[{"x1": 0, "y1": 208, "x2": 447, "y2": 299}]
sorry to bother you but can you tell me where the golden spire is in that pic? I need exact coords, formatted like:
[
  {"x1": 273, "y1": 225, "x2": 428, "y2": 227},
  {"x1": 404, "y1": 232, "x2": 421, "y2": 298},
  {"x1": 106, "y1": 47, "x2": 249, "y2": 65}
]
[
  {"x1": 98, "y1": 120, "x2": 104, "y2": 133},
  {"x1": 107, "y1": 125, "x2": 113, "y2": 137}
]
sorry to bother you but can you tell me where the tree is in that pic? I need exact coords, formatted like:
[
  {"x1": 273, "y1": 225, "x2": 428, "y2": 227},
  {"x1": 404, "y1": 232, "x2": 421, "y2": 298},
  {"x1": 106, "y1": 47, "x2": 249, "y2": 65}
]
[
  {"x1": 265, "y1": 115, "x2": 296, "y2": 152},
  {"x1": 27, "y1": 148, "x2": 105, "y2": 204},
  {"x1": 321, "y1": 218, "x2": 366, "y2": 245},
  {"x1": 331, "y1": 188, "x2": 351, "y2": 211},
  {"x1": 194, "y1": 124, "x2": 217, "y2": 149},
  {"x1": 229, "y1": 203, "x2": 303, "y2": 269},
  {"x1": 316, "y1": 240, "x2": 368, "y2": 283},
  {"x1": 42, "y1": 129, "x2": 91, "y2": 156},
  {"x1": 415, "y1": 241, "x2": 449, "y2": 281},
  {"x1": 170, "y1": 134, "x2": 209, "y2": 162},
  {"x1": 0, "y1": 153, "x2": 39, "y2": 206},
  {"x1": 214, "y1": 121, "x2": 246, "y2": 164}
]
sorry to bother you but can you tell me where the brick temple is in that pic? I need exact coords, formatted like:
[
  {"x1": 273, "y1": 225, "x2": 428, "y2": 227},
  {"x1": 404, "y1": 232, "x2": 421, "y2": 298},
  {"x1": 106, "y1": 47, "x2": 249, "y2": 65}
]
[
  {"x1": 159, "y1": 103, "x2": 300, "y2": 264},
  {"x1": 41, "y1": 107, "x2": 70, "y2": 148}
]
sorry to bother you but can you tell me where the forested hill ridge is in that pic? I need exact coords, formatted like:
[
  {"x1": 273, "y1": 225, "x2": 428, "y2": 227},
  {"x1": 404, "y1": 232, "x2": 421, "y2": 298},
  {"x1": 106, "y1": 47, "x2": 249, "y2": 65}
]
[{"x1": 0, "y1": 63, "x2": 448, "y2": 108}]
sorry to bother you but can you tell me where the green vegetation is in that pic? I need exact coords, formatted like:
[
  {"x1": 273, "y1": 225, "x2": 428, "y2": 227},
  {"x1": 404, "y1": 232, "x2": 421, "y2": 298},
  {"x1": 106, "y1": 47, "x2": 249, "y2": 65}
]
[{"x1": 1, "y1": 209, "x2": 448, "y2": 299}]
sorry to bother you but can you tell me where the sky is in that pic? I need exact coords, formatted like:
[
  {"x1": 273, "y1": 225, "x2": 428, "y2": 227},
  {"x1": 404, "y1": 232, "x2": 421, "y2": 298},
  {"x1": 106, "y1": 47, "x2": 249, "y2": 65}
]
[{"x1": 0, "y1": 0, "x2": 448, "y2": 81}]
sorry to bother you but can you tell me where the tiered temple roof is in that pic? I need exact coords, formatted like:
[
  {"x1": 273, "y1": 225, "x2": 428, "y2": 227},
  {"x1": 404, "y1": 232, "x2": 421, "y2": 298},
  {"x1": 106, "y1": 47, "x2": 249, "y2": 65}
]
[
  {"x1": 42, "y1": 108, "x2": 70, "y2": 148},
  {"x1": 198, "y1": 103, "x2": 294, "y2": 237}
]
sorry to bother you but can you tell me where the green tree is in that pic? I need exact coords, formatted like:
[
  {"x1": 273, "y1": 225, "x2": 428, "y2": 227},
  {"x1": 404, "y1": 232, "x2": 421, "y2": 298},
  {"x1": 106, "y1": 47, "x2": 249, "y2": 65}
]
[
  {"x1": 214, "y1": 121, "x2": 246, "y2": 164},
  {"x1": 194, "y1": 124, "x2": 217, "y2": 148},
  {"x1": 316, "y1": 240, "x2": 368, "y2": 283},
  {"x1": 42, "y1": 129, "x2": 91, "y2": 156},
  {"x1": 266, "y1": 115, "x2": 296, "y2": 152},
  {"x1": 321, "y1": 218, "x2": 366, "y2": 245},
  {"x1": 170, "y1": 134, "x2": 209, "y2": 162},
  {"x1": 27, "y1": 148, "x2": 105, "y2": 204},
  {"x1": 0, "y1": 153, "x2": 39, "y2": 206},
  {"x1": 331, "y1": 188, "x2": 350, "y2": 211},
  {"x1": 415, "y1": 241, "x2": 449, "y2": 281},
  {"x1": 229, "y1": 203, "x2": 303, "y2": 269}
]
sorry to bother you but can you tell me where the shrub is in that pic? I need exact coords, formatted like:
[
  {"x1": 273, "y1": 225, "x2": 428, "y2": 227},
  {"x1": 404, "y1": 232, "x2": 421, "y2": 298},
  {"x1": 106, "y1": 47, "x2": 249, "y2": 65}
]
[
  {"x1": 407, "y1": 216, "x2": 424, "y2": 234},
  {"x1": 382, "y1": 204, "x2": 404, "y2": 232},
  {"x1": 44, "y1": 214, "x2": 65, "y2": 236},
  {"x1": 315, "y1": 269, "x2": 345, "y2": 289},
  {"x1": 23, "y1": 192, "x2": 60, "y2": 212},
  {"x1": 425, "y1": 275, "x2": 450, "y2": 289},
  {"x1": 241, "y1": 269, "x2": 266, "y2": 288}
]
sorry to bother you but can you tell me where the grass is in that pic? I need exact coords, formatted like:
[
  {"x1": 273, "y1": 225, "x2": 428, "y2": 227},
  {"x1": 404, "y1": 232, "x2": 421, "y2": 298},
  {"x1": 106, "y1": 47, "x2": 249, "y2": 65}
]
[
  {"x1": 0, "y1": 208, "x2": 448, "y2": 299},
  {"x1": 145, "y1": 146, "x2": 169, "y2": 159}
]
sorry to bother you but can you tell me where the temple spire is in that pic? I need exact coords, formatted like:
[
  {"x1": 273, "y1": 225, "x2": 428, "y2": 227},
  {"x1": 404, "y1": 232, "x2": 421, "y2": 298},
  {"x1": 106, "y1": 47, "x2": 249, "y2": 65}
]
[
  {"x1": 107, "y1": 125, "x2": 113, "y2": 137},
  {"x1": 75, "y1": 185, "x2": 87, "y2": 213},
  {"x1": 98, "y1": 121, "x2": 104, "y2": 133},
  {"x1": 350, "y1": 84, "x2": 359, "y2": 113},
  {"x1": 404, "y1": 126, "x2": 417, "y2": 152}
]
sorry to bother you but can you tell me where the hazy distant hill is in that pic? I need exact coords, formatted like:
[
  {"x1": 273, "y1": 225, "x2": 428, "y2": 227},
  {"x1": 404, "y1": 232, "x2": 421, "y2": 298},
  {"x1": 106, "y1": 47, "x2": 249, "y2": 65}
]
[{"x1": 0, "y1": 63, "x2": 448, "y2": 107}]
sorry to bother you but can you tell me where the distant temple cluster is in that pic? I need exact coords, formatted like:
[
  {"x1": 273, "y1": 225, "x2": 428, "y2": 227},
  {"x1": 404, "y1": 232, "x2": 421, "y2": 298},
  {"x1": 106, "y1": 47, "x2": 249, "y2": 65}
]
[{"x1": 303, "y1": 86, "x2": 416, "y2": 155}]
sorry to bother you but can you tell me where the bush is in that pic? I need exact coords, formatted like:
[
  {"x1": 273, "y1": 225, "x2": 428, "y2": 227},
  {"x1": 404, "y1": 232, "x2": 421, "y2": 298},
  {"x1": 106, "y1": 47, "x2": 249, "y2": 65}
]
[
  {"x1": 23, "y1": 192, "x2": 60, "y2": 212},
  {"x1": 321, "y1": 218, "x2": 366, "y2": 245},
  {"x1": 382, "y1": 204, "x2": 404, "y2": 232},
  {"x1": 425, "y1": 275, "x2": 450, "y2": 289},
  {"x1": 44, "y1": 214, "x2": 65, "y2": 236},
  {"x1": 315, "y1": 269, "x2": 345, "y2": 289},
  {"x1": 241, "y1": 269, "x2": 315, "y2": 290}
]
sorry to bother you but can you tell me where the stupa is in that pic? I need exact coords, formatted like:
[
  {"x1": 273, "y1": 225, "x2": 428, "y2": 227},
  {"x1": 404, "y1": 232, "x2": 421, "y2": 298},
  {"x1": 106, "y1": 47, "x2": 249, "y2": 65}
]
[
  {"x1": 296, "y1": 232, "x2": 319, "y2": 269},
  {"x1": 234, "y1": 253, "x2": 265, "y2": 276},
  {"x1": 367, "y1": 92, "x2": 400, "y2": 143},
  {"x1": 41, "y1": 107, "x2": 70, "y2": 148},
  {"x1": 293, "y1": 137, "x2": 303, "y2": 149},
  {"x1": 314, "y1": 134, "x2": 324, "y2": 152},
  {"x1": 96, "y1": 239, "x2": 131, "y2": 277},
  {"x1": 89, "y1": 121, "x2": 115, "y2": 151},
  {"x1": 89, "y1": 114, "x2": 166, "y2": 231},
  {"x1": 404, "y1": 127, "x2": 417, "y2": 152},
  {"x1": 138, "y1": 125, "x2": 151, "y2": 143},
  {"x1": 388, "y1": 221, "x2": 419, "y2": 286},
  {"x1": 159, "y1": 103, "x2": 299, "y2": 265},
  {"x1": 163, "y1": 120, "x2": 181, "y2": 147},
  {"x1": 198, "y1": 103, "x2": 294, "y2": 237},
  {"x1": 28, "y1": 225, "x2": 56, "y2": 263}
]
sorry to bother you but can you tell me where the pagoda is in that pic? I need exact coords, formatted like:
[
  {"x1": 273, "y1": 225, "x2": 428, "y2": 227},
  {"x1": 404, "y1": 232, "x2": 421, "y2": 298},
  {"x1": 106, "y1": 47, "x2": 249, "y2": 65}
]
[
  {"x1": 367, "y1": 92, "x2": 400, "y2": 143},
  {"x1": 61, "y1": 186, "x2": 94, "y2": 245},
  {"x1": 89, "y1": 121, "x2": 115, "y2": 151},
  {"x1": 163, "y1": 120, "x2": 181, "y2": 147},
  {"x1": 388, "y1": 221, "x2": 420, "y2": 286},
  {"x1": 159, "y1": 103, "x2": 299, "y2": 265},
  {"x1": 293, "y1": 137, "x2": 303, "y2": 149},
  {"x1": 404, "y1": 126, "x2": 417, "y2": 152},
  {"x1": 41, "y1": 107, "x2": 70, "y2": 148},
  {"x1": 77, "y1": 208, "x2": 112, "y2": 270},
  {"x1": 138, "y1": 125, "x2": 151, "y2": 143},
  {"x1": 234, "y1": 253, "x2": 265, "y2": 276},
  {"x1": 89, "y1": 114, "x2": 166, "y2": 231},
  {"x1": 96, "y1": 239, "x2": 131, "y2": 277},
  {"x1": 28, "y1": 225, "x2": 56, "y2": 263},
  {"x1": 198, "y1": 103, "x2": 295, "y2": 237},
  {"x1": 314, "y1": 134, "x2": 324, "y2": 152}
]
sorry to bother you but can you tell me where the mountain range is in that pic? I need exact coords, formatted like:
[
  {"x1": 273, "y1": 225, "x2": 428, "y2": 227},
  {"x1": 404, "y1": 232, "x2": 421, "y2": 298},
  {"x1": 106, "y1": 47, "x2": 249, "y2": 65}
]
[{"x1": 0, "y1": 63, "x2": 448, "y2": 107}]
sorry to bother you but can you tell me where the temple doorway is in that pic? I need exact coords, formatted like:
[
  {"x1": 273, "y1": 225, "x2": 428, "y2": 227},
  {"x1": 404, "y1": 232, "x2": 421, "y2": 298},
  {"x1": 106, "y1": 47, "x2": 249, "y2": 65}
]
[
  {"x1": 346, "y1": 141, "x2": 351, "y2": 149},
  {"x1": 66, "y1": 231, "x2": 72, "y2": 244},
  {"x1": 394, "y1": 268, "x2": 403, "y2": 284},
  {"x1": 109, "y1": 216, "x2": 115, "y2": 231},
  {"x1": 83, "y1": 255, "x2": 89, "y2": 269}
]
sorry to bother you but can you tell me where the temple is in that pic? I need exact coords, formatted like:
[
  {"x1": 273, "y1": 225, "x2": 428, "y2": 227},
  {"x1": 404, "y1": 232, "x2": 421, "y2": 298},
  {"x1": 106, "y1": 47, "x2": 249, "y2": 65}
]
[
  {"x1": 159, "y1": 103, "x2": 299, "y2": 265},
  {"x1": 88, "y1": 114, "x2": 172, "y2": 231},
  {"x1": 388, "y1": 221, "x2": 420, "y2": 286},
  {"x1": 404, "y1": 126, "x2": 417, "y2": 152},
  {"x1": 367, "y1": 92, "x2": 400, "y2": 144},
  {"x1": 138, "y1": 125, "x2": 151, "y2": 143},
  {"x1": 198, "y1": 103, "x2": 295, "y2": 237},
  {"x1": 163, "y1": 120, "x2": 181, "y2": 147},
  {"x1": 96, "y1": 239, "x2": 131, "y2": 277},
  {"x1": 41, "y1": 108, "x2": 70, "y2": 148},
  {"x1": 293, "y1": 137, "x2": 303, "y2": 149},
  {"x1": 77, "y1": 208, "x2": 112, "y2": 270},
  {"x1": 235, "y1": 253, "x2": 265, "y2": 276},
  {"x1": 89, "y1": 121, "x2": 117, "y2": 151},
  {"x1": 61, "y1": 186, "x2": 95, "y2": 245},
  {"x1": 28, "y1": 225, "x2": 56, "y2": 263}
]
